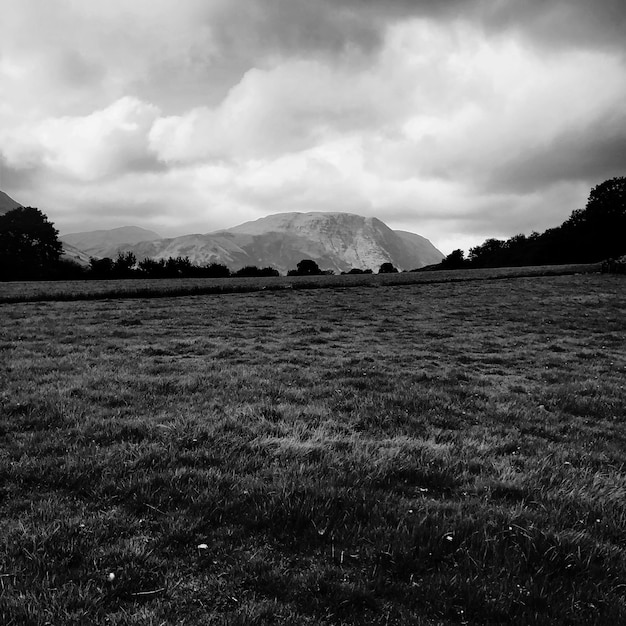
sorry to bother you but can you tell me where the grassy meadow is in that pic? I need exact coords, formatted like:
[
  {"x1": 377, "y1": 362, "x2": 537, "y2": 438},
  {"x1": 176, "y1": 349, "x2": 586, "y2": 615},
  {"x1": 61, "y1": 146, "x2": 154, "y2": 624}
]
[
  {"x1": 0, "y1": 262, "x2": 601, "y2": 304},
  {"x1": 1, "y1": 271, "x2": 625, "y2": 624}
]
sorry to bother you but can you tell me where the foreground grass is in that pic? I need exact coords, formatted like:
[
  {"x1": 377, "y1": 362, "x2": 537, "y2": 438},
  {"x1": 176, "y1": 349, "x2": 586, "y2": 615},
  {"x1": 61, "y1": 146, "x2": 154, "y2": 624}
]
[{"x1": 1, "y1": 273, "x2": 625, "y2": 624}]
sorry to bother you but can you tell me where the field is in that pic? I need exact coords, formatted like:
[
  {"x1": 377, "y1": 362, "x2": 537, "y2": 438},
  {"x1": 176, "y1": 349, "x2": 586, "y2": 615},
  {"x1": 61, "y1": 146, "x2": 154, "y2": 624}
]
[
  {"x1": 0, "y1": 263, "x2": 601, "y2": 304},
  {"x1": 1, "y1": 271, "x2": 625, "y2": 624}
]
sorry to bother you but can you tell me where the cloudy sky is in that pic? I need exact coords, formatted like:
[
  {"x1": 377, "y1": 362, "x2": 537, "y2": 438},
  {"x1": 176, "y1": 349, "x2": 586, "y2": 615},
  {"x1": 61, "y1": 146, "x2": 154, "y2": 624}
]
[{"x1": 1, "y1": 0, "x2": 625, "y2": 253}]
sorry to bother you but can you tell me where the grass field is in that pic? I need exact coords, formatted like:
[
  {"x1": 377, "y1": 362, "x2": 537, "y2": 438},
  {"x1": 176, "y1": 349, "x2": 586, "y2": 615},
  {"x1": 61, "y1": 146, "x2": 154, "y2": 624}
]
[
  {"x1": 1, "y1": 272, "x2": 625, "y2": 624},
  {"x1": 0, "y1": 263, "x2": 601, "y2": 304}
]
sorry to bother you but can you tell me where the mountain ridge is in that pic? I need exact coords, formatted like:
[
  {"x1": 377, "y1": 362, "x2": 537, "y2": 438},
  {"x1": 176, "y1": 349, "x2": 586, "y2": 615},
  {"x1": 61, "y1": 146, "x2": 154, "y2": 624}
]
[
  {"x1": 2, "y1": 189, "x2": 444, "y2": 272},
  {"x1": 61, "y1": 226, "x2": 162, "y2": 258},
  {"x1": 69, "y1": 211, "x2": 444, "y2": 273},
  {"x1": 0, "y1": 190, "x2": 22, "y2": 214}
]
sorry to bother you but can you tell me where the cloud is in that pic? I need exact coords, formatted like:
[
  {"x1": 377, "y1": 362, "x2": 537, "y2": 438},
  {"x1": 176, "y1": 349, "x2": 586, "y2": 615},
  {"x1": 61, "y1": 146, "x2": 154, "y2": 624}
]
[
  {"x1": 1, "y1": 0, "x2": 624, "y2": 255},
  {"x1": 149, "y1": 54, "x2": 411, "y2": 163},
  {"x1": 358, "y1": 27, "x2": 626, "y2": 191},
  {"x1": 489, "y1": 111, "x2": 626, "y2": 193},
  {"x1": 1, "y1": 98, "x2": 162, "y2": 181},
  {"x1": 480, "y1": 0, "x2": 626, "y2": 52}
]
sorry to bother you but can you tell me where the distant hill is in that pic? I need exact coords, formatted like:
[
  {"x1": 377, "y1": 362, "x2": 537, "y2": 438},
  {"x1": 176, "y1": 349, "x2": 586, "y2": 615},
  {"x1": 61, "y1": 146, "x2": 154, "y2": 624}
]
[
  {"x1": 61, "y1": 243, "x2": 92, "y2": 266},
  {"x1": 60, "y1": 226, "x2": 162, "y2": 258},
  {"x1": 87, "y1": 212, "x2": 444, "y2": 274},
  {"x1": 0, "y1": 190, "x2": 21, "y2": 214}
]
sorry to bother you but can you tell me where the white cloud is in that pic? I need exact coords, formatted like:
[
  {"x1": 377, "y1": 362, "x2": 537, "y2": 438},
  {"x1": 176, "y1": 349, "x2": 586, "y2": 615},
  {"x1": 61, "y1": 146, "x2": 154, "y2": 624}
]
[
  {"x1": 149, "y1": 55, "x2": 410, "y2": 163},
  {"x1": 1, "y1": 2, "x2": 624, "y2": 255},
  {"x1": 1, "y1": 97, "x2": 161, "y2": 180}
]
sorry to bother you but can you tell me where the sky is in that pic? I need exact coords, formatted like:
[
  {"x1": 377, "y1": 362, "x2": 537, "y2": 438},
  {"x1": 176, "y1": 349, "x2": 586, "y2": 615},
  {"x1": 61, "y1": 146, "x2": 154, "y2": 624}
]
[{"x1": 1, "y1": 0, "x2": 625, "y2": 254}]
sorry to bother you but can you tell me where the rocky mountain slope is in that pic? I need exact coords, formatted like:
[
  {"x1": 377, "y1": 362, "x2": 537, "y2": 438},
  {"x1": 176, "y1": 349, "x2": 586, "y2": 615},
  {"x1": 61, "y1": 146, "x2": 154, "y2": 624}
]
[
  {"x1": 60, "y1": 226, "x2": 162, "y2": 258},
  {"x1": 89, "y1": 212, "x2": 443, "y2": 273}
]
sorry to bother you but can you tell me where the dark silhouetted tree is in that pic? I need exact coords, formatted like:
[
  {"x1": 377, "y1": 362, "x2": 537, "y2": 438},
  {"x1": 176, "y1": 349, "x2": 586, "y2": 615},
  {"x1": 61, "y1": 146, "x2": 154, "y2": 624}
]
[
  {"x1": 138, "y1": 257, "x2": 167, "y2": 277},
  {"x1": 440, "y1": 249, "x2": 466, "y2": 269},
  {"x1": 378, "y1": 262, "x2": 398, "y2": 274},
  {"x1": 234, "y1": 265, "x2": 280, "y2": 277},
  {"x1": 0, "y1": 207, "x2": 63, "y2": 280},
  {"x1": 113, "y1": 251, "x2": 137, "y2": 277},
  {"x1": 563, "y1": 176, "x2": 626, "y2": 261},
  {"x1": 200, "y1": 262, "x2": 231, "y2": 278},
  {"x1": 164, "y1": 256, "x2": 192, "y2": 277},
  {"x1": 289, "y1": 259, "x2": 322, "y2": 276},
  {"x1": 468, "y1": 239, "x2": 505, "y2": 267},
  {"x1": 89, "y1": 257, "x2": 115, "y2": 278}
]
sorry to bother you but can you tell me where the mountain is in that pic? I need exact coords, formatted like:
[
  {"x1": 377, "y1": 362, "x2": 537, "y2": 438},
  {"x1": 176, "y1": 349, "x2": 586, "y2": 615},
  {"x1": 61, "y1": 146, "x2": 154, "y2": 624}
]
[
  {"x1": 60, "y1": 226, "x2": 162, "y2": 258},
  {"x1": 100, "y1": 212, "x2": 443, "y2": 274},
  {"x1": 0, "y1": 190, "x2": 21, "y2": 214},
  {"x1": 61, "y1": 243, "x2": 92, "y2": 266}
]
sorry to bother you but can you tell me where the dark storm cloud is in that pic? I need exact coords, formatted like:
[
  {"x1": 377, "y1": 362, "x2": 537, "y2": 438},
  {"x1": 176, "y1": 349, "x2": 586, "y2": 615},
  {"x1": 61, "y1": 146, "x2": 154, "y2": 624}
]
[
  {"x1": 490, "y1": 112, "x2": 626, "y2": 193},
  {"x1": 480, "y1": 0, "x2": 626, "y2": 52},
  {"x1": 311, "y1": 0, "x2": 626, "y2": 52}
]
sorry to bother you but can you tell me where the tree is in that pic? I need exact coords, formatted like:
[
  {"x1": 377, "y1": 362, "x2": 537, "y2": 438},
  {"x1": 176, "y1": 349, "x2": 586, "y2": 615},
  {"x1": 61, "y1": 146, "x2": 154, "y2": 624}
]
[
  {"x1": 200, "y1": 262, "x2": 231, "y2": 278},
  {"x1": 468, "y1": 239, "x2": 505, "y2": 267},
  {"x1": 290, "y1": 259, "x2": 322, "y2": 276},
  {"x1": 564, "y1": 176, "x2": 626, "y2": 261},
  {"x1": 440, "y1": 249, "x2": 466, "y2": 269},
  {"x1": 378, "y1": 262, "x2": 398, "y2": 274},
  {"x1": 113, "y1": 251, "x2": 137, "y2": 277},
  {"x1": 165, "y1": 256, "x2": 192, "y2": 277},
  {"x1": 138, "y1": 257, "x2": 167, "y2": 278},
  {"x1": 89, "y1": 257, "x2": 115, "y2": 278},
  {"x1": 0, "y1": 207, "x2": 63, "y2": 280},
  {"x1": 233, "y1": 265, "x2": 279, "y2": 277}
]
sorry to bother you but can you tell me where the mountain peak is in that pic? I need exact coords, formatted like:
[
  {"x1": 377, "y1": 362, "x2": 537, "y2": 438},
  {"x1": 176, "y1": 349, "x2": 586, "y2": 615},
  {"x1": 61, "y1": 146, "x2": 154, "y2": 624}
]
[{"x1": 0, "y1": 190, "x2": 22, "y2": 214}]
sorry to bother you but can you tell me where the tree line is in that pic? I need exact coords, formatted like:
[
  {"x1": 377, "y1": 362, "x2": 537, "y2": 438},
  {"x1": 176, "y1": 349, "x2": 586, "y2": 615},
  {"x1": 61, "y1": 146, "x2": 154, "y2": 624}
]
[
  {"x1": 438, "y1": 176, "x2": 626, "y2": 270},
  {"x1": 85, "y1": 255, "x2": 398, "y2": 280},
  {"x1": 87, "y1": 253, "x2": 280, "y2": 280}
]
